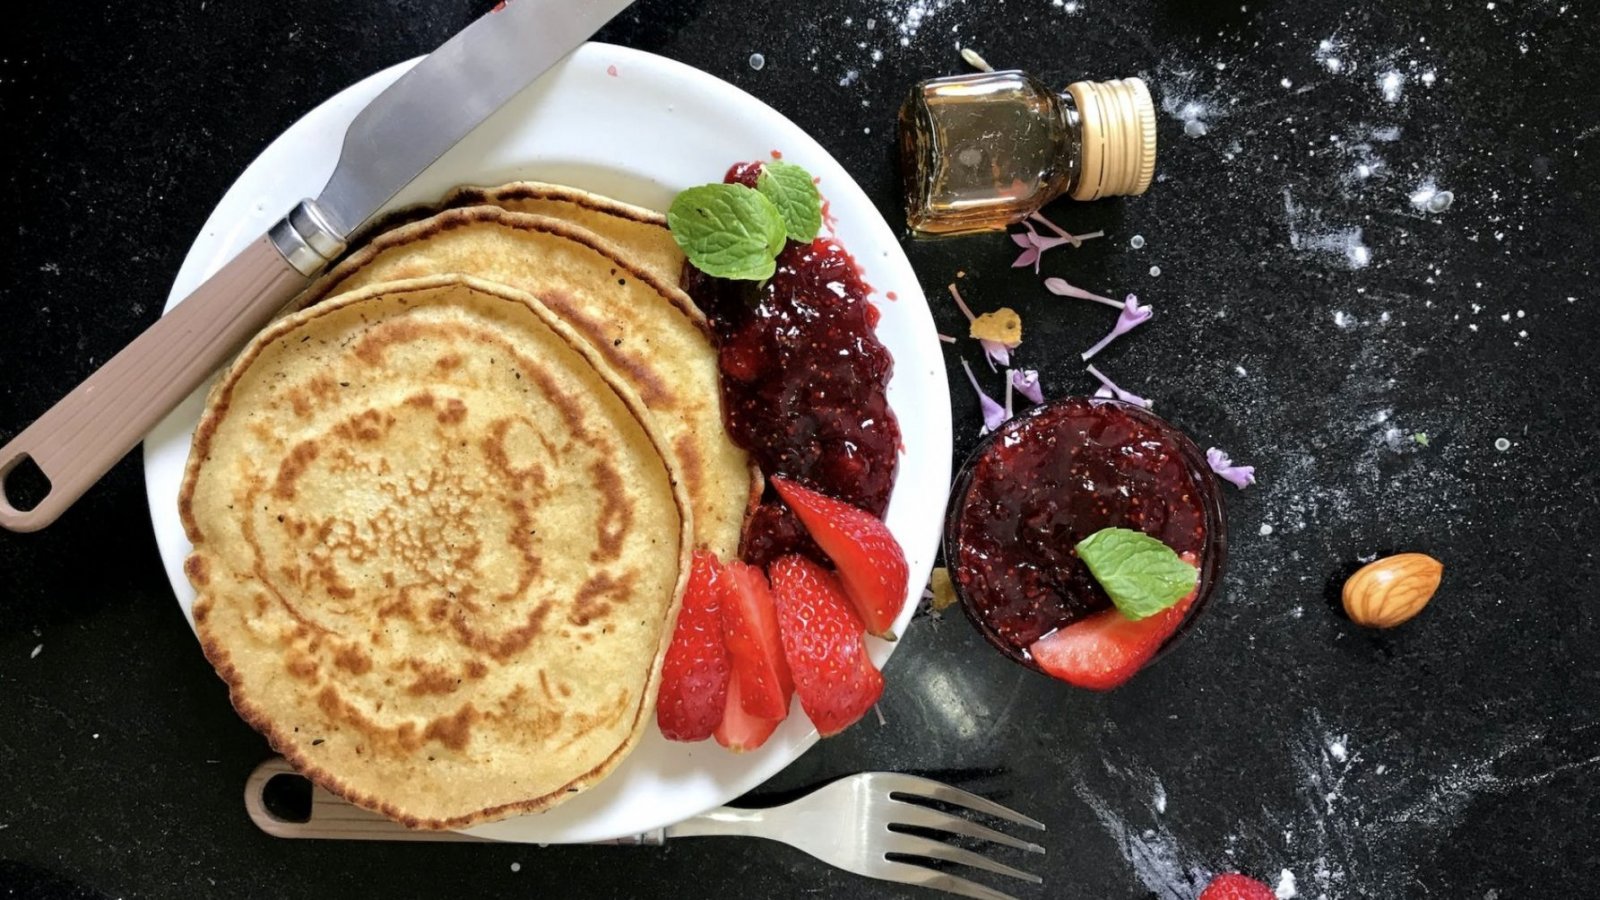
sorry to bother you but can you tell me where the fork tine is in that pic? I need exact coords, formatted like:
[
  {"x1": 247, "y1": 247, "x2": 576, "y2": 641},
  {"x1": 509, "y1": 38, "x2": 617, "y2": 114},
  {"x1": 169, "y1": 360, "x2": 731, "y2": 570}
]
[
  {"x1": 886, "y1": 802, "x2": 1046, "y2": 854},
  {"x1": 873, "y1": 773, "x2": 1046, "y2": 830},
  {"x1": 875, "y1": 859, "x2": 1022, "y2": 900},
  {"x1": 882, "y1": 832, "x2": 1043, "y2": 884}
]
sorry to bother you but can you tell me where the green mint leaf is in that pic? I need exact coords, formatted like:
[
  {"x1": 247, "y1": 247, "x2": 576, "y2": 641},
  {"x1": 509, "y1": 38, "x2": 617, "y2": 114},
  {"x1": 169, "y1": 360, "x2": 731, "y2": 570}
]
[
  {"x1": 1075, "y1": 527, "x2": 1198, "y2": 621},
  {"x1": 667, "y1": 183, "x2": 787, "y2": 281},
  {"x1": 756, "y1": 160, "x2": 823, "y2": 243}
]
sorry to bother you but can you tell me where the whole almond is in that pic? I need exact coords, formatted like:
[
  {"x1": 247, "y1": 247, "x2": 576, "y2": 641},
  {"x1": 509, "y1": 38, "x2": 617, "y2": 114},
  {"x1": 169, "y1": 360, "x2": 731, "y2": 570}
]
[{"x1": 1342, "y1": 553, "x2": 1444, "y2": 628}]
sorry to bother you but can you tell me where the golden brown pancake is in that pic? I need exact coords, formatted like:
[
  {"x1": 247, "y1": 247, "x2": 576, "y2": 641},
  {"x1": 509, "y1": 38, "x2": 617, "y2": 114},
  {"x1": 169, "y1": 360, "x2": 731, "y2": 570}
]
[
  {"x1": 354, "y1": 181, "x2": 686, "y2": 290},
  {"x1": 442, "y1": 182, "x2": 686, "y2": 289},
  {"x1": 181, "y1": 275, "x2": 691, "y2": 829},
  {"x1": 297, "y1": 205, "x2": 754, "y2": 563}
]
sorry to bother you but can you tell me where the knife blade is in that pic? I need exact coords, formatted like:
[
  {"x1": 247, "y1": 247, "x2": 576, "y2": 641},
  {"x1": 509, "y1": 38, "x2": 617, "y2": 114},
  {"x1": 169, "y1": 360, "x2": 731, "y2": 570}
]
[{"x1": 0, "y1": 0, "x2": 633, "y2": 533}]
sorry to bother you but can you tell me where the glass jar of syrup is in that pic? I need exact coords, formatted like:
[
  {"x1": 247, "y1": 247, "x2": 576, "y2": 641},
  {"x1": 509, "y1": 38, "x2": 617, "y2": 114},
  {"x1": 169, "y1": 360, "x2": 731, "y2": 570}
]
[{"x1": 898, "y1": 72, "x2": 1157, "y2": 236}]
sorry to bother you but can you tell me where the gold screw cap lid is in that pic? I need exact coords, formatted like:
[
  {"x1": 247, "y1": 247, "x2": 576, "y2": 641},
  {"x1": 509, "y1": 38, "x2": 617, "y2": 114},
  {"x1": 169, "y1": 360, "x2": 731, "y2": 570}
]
[{"x1": 1066, "y1": 77, "x2": 1157, "y2": 201}]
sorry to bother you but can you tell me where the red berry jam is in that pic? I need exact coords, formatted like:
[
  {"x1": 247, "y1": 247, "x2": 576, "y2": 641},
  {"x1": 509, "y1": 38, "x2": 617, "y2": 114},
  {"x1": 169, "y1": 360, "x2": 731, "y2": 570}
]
[
  {"x1": 686, "y1": 163, "x2": 900, "y2": 567},
  {"x1": 946, "y1": 397, "x2": 1226, "y2": 667}
]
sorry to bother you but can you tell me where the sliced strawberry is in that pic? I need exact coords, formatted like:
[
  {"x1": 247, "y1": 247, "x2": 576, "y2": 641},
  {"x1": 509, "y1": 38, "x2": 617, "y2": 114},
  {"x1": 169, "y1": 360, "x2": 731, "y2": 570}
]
[
  {"x1": 721, "y1": 561, "x2": 794, "y2": 720},
  {"x1": 1029, "y1": 554, "x2": 1201, "y2": 691},
  {"x1": 1198, "y1": 873, "x2": 1277, "y2": 900},
  {"x1": 768, "y1": 554, "x2": 884, "y2": 736},
  {"x1": 656, "y1": 551, "x2": 731, "y2": 741},
  {"x1": 713, "y1": 673, "x2": 781, "y2": 752},
  {"x1": 770, "y1": 476, "x2": 908, "y2": 640}
]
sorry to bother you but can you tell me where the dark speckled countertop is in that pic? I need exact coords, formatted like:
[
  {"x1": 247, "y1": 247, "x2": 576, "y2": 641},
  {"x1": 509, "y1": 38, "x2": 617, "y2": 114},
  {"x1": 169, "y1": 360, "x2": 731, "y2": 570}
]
[{"x1": 3, "y1": 1, "x2": 1597, "y2": 898}]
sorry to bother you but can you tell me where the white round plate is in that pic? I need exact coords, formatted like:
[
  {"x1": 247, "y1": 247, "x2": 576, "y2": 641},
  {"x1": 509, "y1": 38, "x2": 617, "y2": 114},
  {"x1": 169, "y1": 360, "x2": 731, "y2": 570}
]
[{"x1": 144, "y1": 42, "x2": 951, "y2": 844}]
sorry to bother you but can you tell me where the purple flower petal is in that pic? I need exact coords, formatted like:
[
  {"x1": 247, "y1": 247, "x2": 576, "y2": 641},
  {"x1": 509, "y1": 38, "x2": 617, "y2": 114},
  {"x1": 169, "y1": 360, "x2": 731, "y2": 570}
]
[
  {"x1": 1010, "y1": 368, "x2": 1044, "y2": 405},
  {"x1": 1085, "y1": 363, "x2": 1152, "y2": 408},
  {"x1": 1206, "y1": 447, "x2": 1257, "y2": 489},
  {"x1": 961, "y1": 358, "x2": 1008, "y2": 435},
  {"x1": 1043, "y1": 277, "x2": 1123, "y2": 309},
  {"x1": 1093, "y1": 385, "x2": 1115, "y2": 399},
  {"x1": 1081, "y1": 293, "x2": 1155, "y2": 361},
  {"x1": 1008, "y1": 215, "x2": 1103, "y2": 273},
  {"x1": 980, "y1": 338, "x2": 1011, "y2": 369},
  {"x1": 947, "y1": 283, "x2": 977, "y2": 322}
]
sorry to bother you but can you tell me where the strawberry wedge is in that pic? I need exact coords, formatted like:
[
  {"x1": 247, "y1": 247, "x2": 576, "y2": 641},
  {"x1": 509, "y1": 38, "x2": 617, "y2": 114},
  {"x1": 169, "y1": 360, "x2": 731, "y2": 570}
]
[
  {"x1": 657, "y1": 551, "x2": 732, "y2": 741},
  {"x1": 1029, "y1": 555, "x2": 1201, "y2": 691},
  {"x1": 768, "y1": 554, "x2": 884, "y2": 736},
  {"x1": 714, "y1": 675, "x2": 782, "y2": 752},
  {"x1": 721, "y1": 561, "x2": 794, "y2": 720},
  {"x1": 770, "y1": 476, "x2": 908, "y2": 640}
]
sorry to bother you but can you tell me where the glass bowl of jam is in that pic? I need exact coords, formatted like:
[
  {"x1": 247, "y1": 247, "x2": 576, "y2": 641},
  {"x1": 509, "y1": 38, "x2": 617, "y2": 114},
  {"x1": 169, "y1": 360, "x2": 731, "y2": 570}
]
[{"x1": 944, "y1": 397, "x2": 1227, "y2": 685}]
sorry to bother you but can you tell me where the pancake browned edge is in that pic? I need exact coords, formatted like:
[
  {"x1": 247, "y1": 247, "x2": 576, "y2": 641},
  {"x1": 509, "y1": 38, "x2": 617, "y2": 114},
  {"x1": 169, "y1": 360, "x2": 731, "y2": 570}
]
[
  {"x1": 352, "y1": 181, "x2": 685, "y2": 300},
  {"x1": 181, "y1": 274, "x2": 693, "y2": 830},
  {"x1": 295, "y1": 202, "x2": 763, "y2": 559}
]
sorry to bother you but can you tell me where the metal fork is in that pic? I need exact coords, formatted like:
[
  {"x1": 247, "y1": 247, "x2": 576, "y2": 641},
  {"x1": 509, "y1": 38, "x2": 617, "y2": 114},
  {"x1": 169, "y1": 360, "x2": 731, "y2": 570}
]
[{"x1": 247, "y1": 759, "x2": 1046, "y2": 899}]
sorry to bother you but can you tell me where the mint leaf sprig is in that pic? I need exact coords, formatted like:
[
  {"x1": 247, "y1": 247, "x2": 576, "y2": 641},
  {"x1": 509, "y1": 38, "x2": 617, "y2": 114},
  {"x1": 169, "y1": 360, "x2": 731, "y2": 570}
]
[
  {"x1": 757, "y1": 161, "x2": 823, "y2": 243},
  {"x1": 668, "y1": 161, "x2": 823, "y2": 281},
  {"x1": 1075, "y1": 527, "x2": 1198, "y2": 620}
]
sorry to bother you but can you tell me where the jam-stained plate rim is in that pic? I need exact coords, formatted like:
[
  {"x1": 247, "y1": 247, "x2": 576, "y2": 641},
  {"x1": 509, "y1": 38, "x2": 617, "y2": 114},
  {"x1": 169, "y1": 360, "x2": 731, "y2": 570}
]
[{"x1": 141, "y1": 42, "x2": 952, "y2": 845}]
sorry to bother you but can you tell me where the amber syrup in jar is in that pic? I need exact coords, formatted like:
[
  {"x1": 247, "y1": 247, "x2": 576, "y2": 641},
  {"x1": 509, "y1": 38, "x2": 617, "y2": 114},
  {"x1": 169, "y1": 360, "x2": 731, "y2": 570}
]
[{"x1": 898, "y1": 72, "x2": 1157, "y2": 235}]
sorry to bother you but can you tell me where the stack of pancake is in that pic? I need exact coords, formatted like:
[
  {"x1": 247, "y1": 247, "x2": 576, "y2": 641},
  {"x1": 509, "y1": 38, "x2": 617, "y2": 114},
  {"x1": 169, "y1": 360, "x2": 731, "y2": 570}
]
[{"x1": 179, "y1": 185, "x2": 756, "y2": 829}]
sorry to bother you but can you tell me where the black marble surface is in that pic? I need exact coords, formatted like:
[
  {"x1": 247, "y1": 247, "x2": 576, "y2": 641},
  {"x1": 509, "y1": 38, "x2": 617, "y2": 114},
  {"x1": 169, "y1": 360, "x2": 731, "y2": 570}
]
[{"x1": 3, "y1": 1, "x2": 1598, "y2": 898}]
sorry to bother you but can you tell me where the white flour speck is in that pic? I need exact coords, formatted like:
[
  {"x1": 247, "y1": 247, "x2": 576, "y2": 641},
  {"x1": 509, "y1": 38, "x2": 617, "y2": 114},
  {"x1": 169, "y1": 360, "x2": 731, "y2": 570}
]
[
  {"x1": 1329, "y1": 740, "x2": 1348, "y2": 763},
  {"x1": 1409, "y1": 178, "x2": 1455, "y2": 213},
  {"x1": 839, "y1": 69, "x2": 860, "y2": 87},
  {"x1": 1154, "y1": 781, "x2": 1168, "y2": 814},
  {"x1": 1260, "y1": 523, "x2": 1275, "y2": 536},
  {"x1": 1235, "y1": 365, "x2": 1248, "y2": 376},
  {"x1": 30, "y1": 644, "x2": 42, "y2": 659},
  {"x1": 1333, "y1": 311, "x2": 1354, "y2": 329},
  {"x1": 1377, "y1": 70, "x2": 1405, "y2": 103},
  {"x1": 1314, "y1": 37, "x2": 1345, "y2": 74},
  {"x1": 1276, "y1": 869, "x2": 1299, "y2": 898}
]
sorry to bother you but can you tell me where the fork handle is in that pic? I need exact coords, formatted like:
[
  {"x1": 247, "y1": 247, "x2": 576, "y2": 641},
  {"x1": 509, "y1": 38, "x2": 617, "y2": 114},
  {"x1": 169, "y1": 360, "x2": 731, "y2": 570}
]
[{"x1": 245, "y1": 757, "x2": 669, "y2": 844}]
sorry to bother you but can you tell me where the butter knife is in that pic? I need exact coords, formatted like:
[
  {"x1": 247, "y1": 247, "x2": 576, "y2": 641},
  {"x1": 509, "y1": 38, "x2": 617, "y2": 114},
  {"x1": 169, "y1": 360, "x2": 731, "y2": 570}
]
[{"x1": 0, "y1": 0, "x2": 634, "y2": 533}]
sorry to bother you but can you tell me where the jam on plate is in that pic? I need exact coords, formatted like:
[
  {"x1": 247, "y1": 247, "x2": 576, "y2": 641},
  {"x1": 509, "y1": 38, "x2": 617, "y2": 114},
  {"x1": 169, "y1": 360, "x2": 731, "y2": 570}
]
[{"x1": 686, "y1": 163, "x2": 900, "y2": 567}]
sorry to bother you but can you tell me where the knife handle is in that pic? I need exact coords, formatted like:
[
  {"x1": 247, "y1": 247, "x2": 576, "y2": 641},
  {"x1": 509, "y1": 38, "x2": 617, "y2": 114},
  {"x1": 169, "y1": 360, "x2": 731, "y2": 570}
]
[{"x1": 0, "y1": 235, "x2": 310, "y2": 533}]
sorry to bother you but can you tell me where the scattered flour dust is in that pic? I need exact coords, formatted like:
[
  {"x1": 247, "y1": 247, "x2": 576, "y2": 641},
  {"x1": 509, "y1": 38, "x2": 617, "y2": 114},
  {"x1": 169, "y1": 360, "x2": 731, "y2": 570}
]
[
  {"x1": 1074, "y1": 769, "x2": 1210, "y2": 899},
  {"x1": 1074, "y1": 712, "x2": 1600, "y2": 899},
  {"x1": 1283, "y1": 189, "x2": 1371, "y2": 269},
  {"x1": 873, "y1": 0, "x2": 961, "y2": 46},
  {"x1": 1156, "y1": 63, "x2": 1225, "y2": 138}
]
